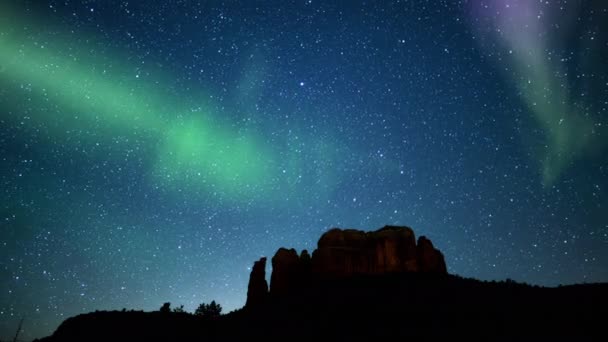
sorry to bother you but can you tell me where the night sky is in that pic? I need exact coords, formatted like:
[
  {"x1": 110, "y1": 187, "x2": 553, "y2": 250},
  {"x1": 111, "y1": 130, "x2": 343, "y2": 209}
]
[{"x1": 1, "y1": 0, "x2": 607, "y2": 339}]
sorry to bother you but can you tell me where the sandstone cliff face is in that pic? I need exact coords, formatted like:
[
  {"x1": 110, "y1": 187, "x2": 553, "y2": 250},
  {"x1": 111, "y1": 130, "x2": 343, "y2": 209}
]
[
  {"x1": 312, "y1": 226, "x2": 419, "y2": 276},
  {"x1": 246, "y1": 226, "x2": 447, "y2": 306}
]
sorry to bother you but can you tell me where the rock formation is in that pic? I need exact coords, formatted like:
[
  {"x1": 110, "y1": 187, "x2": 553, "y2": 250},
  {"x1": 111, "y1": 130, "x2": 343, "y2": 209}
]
[
  {"x1": 416, "y1": 236, "x2": 448, "y2": 273},
  {"x1": 246, "y1": 257, "x2": 268, "y2": 308},
  {"x1": 270, "y1": 248, "x2": 301, "y2": 295},
  {"x1": 245, "y1": 226, "x2": 447, "y2": 307},
  {"x1": 312, "y1": 226, "x2": 419, "y2": 276},
  {"x1": 299, "y1": 249, "x2": 312, "y2": 281}
]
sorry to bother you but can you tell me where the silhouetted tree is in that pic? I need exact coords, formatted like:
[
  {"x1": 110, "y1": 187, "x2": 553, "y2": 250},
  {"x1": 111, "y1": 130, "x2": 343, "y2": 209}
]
[
  {"x1": 172, "y1": 305, "x2": 186, "y2": 313},
  {"x1": 160, "y1": 302, "x2": 171, "y2": 313},
  {"x1": 194, "y1": 300, "x2": 222, "y2": 317}
]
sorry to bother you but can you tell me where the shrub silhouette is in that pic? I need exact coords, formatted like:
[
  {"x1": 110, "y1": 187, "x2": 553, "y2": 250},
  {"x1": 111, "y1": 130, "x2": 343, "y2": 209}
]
[
  {"x1": 159, "y1": 302, "x2": 171, "y2": 313},
  {"x1": 194, "y1": 300, "x2": 222, "y2": 317},
  {"x1": 172, "y1": 305, "x2": 187, "y2": 313}
]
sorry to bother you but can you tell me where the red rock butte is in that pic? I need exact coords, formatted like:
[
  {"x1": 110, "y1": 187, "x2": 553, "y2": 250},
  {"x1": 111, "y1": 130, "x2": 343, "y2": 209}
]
[{"x1": 247, "y1": 226, "x2": 447, "y2": 306}]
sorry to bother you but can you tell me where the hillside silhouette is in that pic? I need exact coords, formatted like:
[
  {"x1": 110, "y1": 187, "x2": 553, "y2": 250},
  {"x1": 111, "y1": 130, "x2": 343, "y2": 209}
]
[{"x1": 36, "y1": 226, "x2": 608, "y2": 341}]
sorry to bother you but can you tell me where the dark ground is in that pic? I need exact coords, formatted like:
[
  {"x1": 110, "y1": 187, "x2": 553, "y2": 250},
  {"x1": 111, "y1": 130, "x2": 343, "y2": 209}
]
[{"x1": 35, "y1": 273, "x2": 608, "y2": 341}]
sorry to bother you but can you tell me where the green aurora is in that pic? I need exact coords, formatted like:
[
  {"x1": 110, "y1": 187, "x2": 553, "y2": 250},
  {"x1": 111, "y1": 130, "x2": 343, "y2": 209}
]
[
  {"x1": 0, "y1": 10, "x2": 281, "y2": 199},
  {"x1": 471, "y1": 1, "x2": 605, "y2": 186}
]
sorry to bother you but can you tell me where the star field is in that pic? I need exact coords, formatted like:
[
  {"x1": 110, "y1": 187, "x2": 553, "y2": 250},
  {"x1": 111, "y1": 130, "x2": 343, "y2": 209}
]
[{"x1": 1, "y1": 0, "x2": 607, "y2": 340}]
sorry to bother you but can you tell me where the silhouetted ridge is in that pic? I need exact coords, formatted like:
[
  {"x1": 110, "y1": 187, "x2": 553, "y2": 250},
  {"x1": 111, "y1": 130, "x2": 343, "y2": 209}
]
[{"x1": 35, "y1": 225, "x2": 607, "y2": 341}]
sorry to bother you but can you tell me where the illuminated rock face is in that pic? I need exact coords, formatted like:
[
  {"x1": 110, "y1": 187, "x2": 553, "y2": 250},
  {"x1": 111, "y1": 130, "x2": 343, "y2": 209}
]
[
  {"x1": 246, "y1": 226, "x2": 447, "y2": 307},
  {"x1": 312, "y1": 226, "x2": 421, "y2": 276}
]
